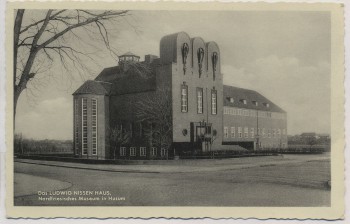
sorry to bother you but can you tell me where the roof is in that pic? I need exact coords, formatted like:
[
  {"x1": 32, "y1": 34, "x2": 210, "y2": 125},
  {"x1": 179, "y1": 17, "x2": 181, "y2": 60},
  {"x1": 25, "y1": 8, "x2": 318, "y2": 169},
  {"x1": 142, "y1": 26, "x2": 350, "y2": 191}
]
[
  {"x1": 109, "y1": 74, "x2": 156, "y2": 95},
  {"x1": 73, "y1": 80, "x2": 112, "y2": 95},
  {"x1": 75, "y1": 60, "x2": 157, "y2": 96},
  {"x1": 95, "y1": 66, "x2": 123, "y2": 82},
  {"x1": 95, "y1": 60, "x2": 159, "y2": 82},
  {"x1": 223, "y1": 85, "x2": 285, "y2": 113}
]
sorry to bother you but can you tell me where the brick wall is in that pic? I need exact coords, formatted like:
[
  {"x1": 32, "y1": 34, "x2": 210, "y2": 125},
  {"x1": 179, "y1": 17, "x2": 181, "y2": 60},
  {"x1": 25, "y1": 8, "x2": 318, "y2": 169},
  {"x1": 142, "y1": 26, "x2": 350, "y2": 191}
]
[
  {"x1": 160, "y1": 32, "x2": 223, "y2": 152},
  {"x1": 223, "y1": 109, "x2": 288, "y2": 150}
]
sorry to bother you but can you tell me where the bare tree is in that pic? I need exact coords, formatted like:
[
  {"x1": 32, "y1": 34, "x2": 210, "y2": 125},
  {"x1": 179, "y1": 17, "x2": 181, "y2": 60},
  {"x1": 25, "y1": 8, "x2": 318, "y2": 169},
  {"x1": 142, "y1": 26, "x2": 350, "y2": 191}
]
[
  {"x1": 13, "y1": 9, "x2": 130, "y2": 123},
  {"x1": 304, "y1": 135, "x2": 317, "y2": 150},
  {"x1": 135, "y1": 87, "x2": 173, "y2": 152},
  {"x1": 109, "y1": 126, "x2": 131, "y2": 159}
]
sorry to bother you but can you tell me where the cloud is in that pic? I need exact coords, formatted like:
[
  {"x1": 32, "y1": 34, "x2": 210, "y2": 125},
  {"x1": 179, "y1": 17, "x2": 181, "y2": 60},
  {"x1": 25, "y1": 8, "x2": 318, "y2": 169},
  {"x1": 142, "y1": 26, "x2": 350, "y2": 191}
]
[
  {"x1": 223, "y1": 55, "x2": 330, "y2": 135},
  {"x1": 16, "y1": 97, "x2": 72, "y2": 140}
]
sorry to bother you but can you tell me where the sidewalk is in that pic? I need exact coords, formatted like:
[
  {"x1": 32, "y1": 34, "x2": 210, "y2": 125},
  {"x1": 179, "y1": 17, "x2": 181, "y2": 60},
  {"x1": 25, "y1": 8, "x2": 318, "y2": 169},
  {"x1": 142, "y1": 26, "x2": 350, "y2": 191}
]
[
  {"x1": 14, "y1": 153, "x2": 330, "y2": 173},
  {"x1": 14, "y1": 173, "x2": 72, "y2": 197}
]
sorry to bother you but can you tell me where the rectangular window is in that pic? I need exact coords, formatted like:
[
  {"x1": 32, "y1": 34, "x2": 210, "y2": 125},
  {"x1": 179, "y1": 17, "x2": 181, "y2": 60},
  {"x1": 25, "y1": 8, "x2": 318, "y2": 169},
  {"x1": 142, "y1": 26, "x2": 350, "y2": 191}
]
[
  {"x1": 74, "y1": 99, "x2": 79, "y2": 152},
  {"x1": 233, "y1": 108, "x2": 237, "y2": 115},
  {"x1": 231, "y1": 127, "x2": 235, "y2": 138},
  {"x1": 120, "y1": 147, "x2": 126, "y2": 156},
  {"x1": 82, "y1": 98, "x2": 88, "y2": 155},
  {"x1": 197, "y1": 88, "x2": 203, "y2": 114},
  {"x1": 151, "y1": 147, "x2": 157, "y2": 156},
  {"x1": 268, "y1": 129, "x2": 271, "y2": 138},
  {"x1": 277, "y1": 129, "x2": 281, "y2": 136},
  {"x1": 140, "y1": 147, "x2": 146, "y2": 156},
  {"x1": 211, "y1": 89, "x2": 217, "y2": 115},
  {"x1": 273, "y1": 129, "x2": 276, "y2": 138},
  {"x1": 181, "y1": 84, "x2": 188, "y2": 112},
  {"x1": 224, "y1": 107, "x2": 228, "y2": 114},
  {"x1": 224, "y1": 127, "x2": 228, "y2": 138},
  {"x1": 262, "y1": 128, "x2": 265, "y2": 137},
  {"x1": 130, "y1": 147, "x2": 136, "y2": 156},
  {"x1": 161, "y1": 148, "x2": 167, "y2": 157},
  {"x1": 250, "y1": 128, "x2": 254, "y2": 138},
  {"x1": 244, "y1": 127, "x2": 249, "y2": 138},
  {"x1": 238, "y1": 127, "x2": 242, "y2": 138},
  {"x1": 91, "y1": 98, "x2": 98, "y2": 155}
]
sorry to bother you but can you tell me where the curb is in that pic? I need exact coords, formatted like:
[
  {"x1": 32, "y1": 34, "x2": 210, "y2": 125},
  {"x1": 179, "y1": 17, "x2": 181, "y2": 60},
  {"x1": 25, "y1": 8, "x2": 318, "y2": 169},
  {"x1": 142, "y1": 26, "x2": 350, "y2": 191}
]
[{"x1": 15, "y1": 160, "x2": 161, "y2": 174}]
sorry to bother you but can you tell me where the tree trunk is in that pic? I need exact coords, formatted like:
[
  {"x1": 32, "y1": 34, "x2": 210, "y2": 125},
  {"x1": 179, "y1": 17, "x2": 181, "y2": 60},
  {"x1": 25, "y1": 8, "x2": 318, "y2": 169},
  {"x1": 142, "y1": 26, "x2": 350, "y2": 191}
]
[
  {"x1": 13, "y1": 90, "x2": 20, "y2": 128},
  {"x1": 13, "y1": 9, "x2": 25, "y2": 128}
]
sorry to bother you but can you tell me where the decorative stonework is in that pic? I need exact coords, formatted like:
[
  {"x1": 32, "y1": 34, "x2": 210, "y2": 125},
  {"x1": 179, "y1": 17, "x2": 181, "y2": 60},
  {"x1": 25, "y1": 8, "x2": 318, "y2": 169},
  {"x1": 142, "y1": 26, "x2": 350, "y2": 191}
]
[
  {"x1": 212, "y1": 52, "x2": 218, "y2": 80},
  {"x1": 197, "y1": 47, "x2": 204, "y2": 77},
  {"x1": 181, "y1": 43, "x2": 189, "y2": 74}
]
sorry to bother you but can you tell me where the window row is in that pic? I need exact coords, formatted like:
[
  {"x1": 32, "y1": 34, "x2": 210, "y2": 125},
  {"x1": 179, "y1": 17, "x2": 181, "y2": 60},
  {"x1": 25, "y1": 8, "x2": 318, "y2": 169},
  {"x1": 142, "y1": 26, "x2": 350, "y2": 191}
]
[
  {"x1": 119, "y1": 147, "x2": 168, "y2": 157},
  {"x1": 223, "y1": 106, "x2": 286, "y2": 119},
  {"x1": 181, "y1": 84, "x2": 217, "y2": 115},
  {"x1": 227, "y1": 97, "x2": 270, "y2": 108},
  {"x1": 224, "y1": 127, "x2": 286, "y2": 139}
]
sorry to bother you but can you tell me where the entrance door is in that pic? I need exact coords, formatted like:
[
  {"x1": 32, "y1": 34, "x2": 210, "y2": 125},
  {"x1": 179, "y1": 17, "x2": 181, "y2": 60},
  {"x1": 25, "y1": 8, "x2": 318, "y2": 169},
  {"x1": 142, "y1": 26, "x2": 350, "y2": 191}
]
[{"x1": 195, "y1": 125, "x2": 212, "y2": 152}]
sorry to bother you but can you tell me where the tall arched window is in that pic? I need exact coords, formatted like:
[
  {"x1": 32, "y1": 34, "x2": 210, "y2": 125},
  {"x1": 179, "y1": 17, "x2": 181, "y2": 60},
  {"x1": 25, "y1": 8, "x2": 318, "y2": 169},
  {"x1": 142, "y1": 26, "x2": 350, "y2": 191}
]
[
  {"x1": 211, "y1": 89, "x2": 217, "y2": 115},
  {"x1": 181, "y1": 84, "x2": 188, "y2": 112}
]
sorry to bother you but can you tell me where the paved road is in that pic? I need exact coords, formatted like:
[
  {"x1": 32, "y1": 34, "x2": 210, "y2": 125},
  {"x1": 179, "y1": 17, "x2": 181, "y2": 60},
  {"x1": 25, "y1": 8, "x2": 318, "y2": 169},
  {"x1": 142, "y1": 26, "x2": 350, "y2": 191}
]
[
  {"x1": 14, "y1": 153, "x2": 329, "y2": 173},
  {"x1": 14, "y1": 155, "x2": 330, "y2": 207}
]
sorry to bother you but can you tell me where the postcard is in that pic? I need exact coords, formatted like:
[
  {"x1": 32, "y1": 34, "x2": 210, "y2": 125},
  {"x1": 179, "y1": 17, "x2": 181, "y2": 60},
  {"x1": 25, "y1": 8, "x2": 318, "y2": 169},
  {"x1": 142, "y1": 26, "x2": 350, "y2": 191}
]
[{"x1": 5, "y1": 1, "x2": 345, "y2": 219}]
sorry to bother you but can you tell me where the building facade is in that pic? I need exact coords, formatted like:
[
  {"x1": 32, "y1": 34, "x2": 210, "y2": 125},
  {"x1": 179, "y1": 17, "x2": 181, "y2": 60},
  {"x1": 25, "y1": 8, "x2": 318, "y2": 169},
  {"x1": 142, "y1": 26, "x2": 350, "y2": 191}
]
[{"x1": 73, "y1": 32, "x2": 287, "y2": 160}]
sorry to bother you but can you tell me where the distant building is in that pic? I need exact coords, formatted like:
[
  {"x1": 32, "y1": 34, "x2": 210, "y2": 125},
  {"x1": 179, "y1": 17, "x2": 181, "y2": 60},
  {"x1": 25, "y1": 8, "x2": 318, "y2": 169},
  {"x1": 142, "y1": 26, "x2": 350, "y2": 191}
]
[
  {"x1": 288, "y1": 133, "x2": 330, "y2": 147},
  {"x1": 73, "y1": 32, "x2": 287, "y2": 160},
  {"x1": 300, "y1": 132, "x2": 317, "y2": 138}
]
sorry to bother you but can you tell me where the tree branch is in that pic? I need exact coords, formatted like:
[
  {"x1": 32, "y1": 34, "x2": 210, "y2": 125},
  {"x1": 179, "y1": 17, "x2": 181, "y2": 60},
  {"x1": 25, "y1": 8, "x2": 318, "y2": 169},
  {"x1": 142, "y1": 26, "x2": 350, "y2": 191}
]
[
  {"x1": 38, "y1": 10, "x2": 128, "y2": 49},
  {"x1": 20, "y1": 10, "x2": 66, "y2": 34}
]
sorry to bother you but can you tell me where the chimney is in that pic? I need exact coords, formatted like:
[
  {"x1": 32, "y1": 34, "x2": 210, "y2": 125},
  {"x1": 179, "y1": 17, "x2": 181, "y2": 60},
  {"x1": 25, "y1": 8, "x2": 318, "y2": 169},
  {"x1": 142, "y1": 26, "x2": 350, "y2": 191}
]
[{"x1": 145, "y1": 54, "x2": 159, "y2": 64}]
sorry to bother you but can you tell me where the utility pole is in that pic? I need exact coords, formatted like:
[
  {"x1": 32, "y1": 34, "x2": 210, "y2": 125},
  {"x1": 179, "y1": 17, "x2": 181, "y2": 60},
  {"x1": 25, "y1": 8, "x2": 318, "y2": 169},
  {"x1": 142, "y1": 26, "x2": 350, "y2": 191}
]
[{"x1": 256, "y1": 109, "x2": 259, "y2": 150}]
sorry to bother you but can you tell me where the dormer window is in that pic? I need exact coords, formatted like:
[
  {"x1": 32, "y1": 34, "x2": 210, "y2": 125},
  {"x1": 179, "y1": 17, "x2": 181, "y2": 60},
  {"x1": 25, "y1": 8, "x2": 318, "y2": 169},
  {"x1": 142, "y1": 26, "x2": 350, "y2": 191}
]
[
  {"x1": 227, "y1": 97, "x2": 234, "y2": 103},
  {"x1": 240, "y1": 99, "x2": 247, "y2": 105},
  {"x1": 263, "y1": 103, "x2": 270, "y2": 108},
  {"x1": 252, "y1": 101, "x2": 258, "y2": 106}
]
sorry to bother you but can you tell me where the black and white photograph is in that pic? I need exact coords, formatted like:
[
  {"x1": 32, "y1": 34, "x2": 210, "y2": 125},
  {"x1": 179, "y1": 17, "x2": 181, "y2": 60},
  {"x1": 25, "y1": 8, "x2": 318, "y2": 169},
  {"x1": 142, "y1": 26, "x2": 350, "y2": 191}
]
[{"x1": 5, "y1": 1, "x2": 345, "y2": 219}]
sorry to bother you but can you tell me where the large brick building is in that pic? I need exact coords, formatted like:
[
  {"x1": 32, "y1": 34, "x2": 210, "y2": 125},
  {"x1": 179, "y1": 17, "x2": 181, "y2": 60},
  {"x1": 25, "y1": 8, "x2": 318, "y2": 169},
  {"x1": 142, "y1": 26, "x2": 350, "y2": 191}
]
[{"x1": 73, "y1": 32, "x2": 287, "y2": 160}]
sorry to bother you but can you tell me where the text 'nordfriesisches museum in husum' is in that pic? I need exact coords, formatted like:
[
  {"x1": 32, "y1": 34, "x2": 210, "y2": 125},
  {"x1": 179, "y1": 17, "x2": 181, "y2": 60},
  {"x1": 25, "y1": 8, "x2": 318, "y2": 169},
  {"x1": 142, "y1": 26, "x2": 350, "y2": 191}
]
[{"x1": 72, "y1": 32, "x2": 288, "y2": 160}]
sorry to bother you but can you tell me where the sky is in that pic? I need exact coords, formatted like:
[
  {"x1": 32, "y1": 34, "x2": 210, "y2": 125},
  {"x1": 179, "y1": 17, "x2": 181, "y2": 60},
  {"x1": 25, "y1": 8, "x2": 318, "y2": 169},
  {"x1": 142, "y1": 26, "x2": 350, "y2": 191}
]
[{"x1": 15, "y1": 10, "x2": 331, "y2": 140}]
